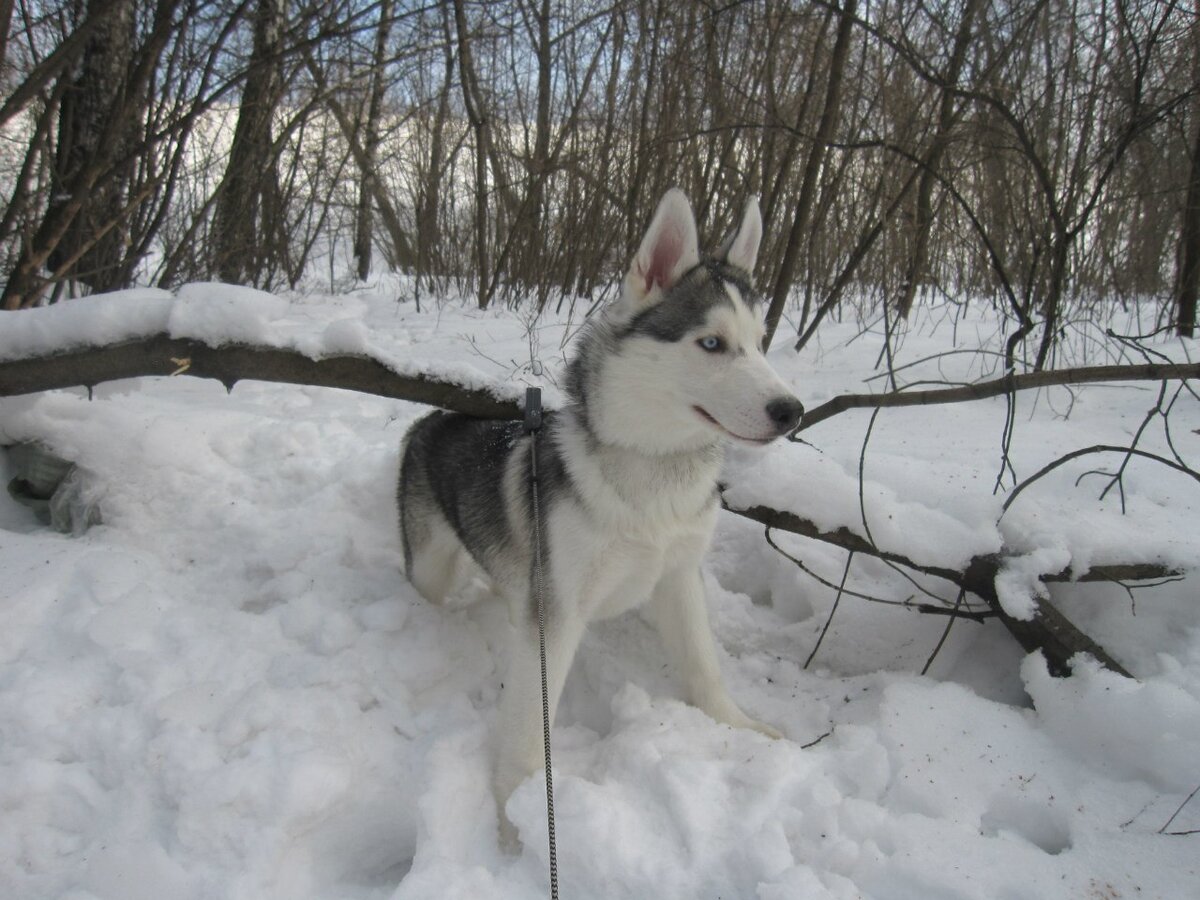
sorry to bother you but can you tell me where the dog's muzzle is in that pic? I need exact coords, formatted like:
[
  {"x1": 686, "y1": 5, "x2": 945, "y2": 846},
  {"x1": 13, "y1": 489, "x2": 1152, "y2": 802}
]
[{"x1": 766, "y1": 396, "x2": 805, "y2": 434}]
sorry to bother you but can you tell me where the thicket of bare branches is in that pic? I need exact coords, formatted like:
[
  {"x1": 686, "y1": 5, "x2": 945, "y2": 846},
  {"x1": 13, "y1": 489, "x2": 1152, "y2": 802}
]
[{"x1": 1, "y1": 0, "x2": 1198, "y2": 357}]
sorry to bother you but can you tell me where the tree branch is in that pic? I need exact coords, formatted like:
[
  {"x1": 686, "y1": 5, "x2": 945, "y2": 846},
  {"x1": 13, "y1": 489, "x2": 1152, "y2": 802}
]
[
  {"x1": 0, "y1": 334, "x2": 523, "y2": 419},
  {"x1": 797, "y1": 362, "x2": 1200, "y2": 431},
  {"x1": 723, "y1": 500, "x2": 1161, "y2": 678}
]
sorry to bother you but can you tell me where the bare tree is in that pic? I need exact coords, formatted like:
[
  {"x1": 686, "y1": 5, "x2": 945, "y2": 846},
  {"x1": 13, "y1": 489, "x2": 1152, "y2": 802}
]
[
  {"x1": 414, "y1": 5, "x2": 458, "y2": 290},
  {"x1": 353, "y1": 0, "x2": 393, "y2": 281},
  {"x1": 1175, "y1": 0, "x2": 1200, "y2": 337},
  {"x1": 211, "y1": 0, "x2": 287, "y2": 287},
  {"x1": 764, "y1": 0, "x2": 856, "y2": 349},
  {"x1": 453, "y1": 0, "x2": 497, "y2": 308},
  {"x1": 896, "y1": 0, "x2": 983, "y2": 319},
  {"x1": 2, "y1": 0, "x2": 181, "y2": 309},
  {"x1": 0, "y1": 0, "x2": 15, "y2": 75},
  {"x1": 0, "y1": 0, "x2": 1192, "y2": 345}
]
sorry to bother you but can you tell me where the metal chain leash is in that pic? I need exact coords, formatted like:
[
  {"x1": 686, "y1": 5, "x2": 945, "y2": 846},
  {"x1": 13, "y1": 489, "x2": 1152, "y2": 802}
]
[{"x1": 524, "y1": 387, "x2": 559, "y2": 899}]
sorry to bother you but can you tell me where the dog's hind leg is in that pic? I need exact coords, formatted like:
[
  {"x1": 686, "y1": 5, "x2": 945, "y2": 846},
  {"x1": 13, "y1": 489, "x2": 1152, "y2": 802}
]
[{"x1": 406, "y1": 516, "x2": 468, "y2": 605}]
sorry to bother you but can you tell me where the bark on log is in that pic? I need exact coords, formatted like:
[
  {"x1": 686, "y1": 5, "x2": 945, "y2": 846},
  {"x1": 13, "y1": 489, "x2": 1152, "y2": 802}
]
[{"x1": 0, "y1": 334, "x2": 523, "y2": 419}]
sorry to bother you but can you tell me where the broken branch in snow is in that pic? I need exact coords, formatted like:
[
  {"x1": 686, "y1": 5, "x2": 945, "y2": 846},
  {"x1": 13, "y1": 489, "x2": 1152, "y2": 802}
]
[
  {"x1": 725, "y1": 501, "x2": 1160, "y2": 679},
  {"x1": 0, "y1": 333, "x2": 523, "y2": 419}
]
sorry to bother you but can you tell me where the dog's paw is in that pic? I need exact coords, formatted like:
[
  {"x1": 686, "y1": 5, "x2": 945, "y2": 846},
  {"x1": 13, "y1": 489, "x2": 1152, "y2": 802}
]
[
  {"x1": 702, "y1": 695, "x2": 784, "y2": 739},
  {"x1": 722, "y1": 708, "x2": 783, "y2": 740},
  {"x1": 492, "y1": 764, "x2": 531, "y2": 853},
  {"x1": 747, "y1": 718, "x2": 783, "y2": 740},
  {"x1": 497, "y1": 814, "x2": 521, "y2": 854}
]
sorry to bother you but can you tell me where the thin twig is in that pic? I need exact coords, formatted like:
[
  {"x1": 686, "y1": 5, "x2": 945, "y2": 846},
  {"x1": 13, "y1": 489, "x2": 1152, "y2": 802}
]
[
  {"x1": 1093, "y1": 381, "x2": 1169, "y2": 512},
  {"x1": 764, "y1": 527, "x2": 903, "y2": 606},
  {"x1": 993, "y1": 377, "x2": 1018, "y2": 494},
  {"x1": 763, "y1": 526, "x2": 990, "y2": 619},
  {"x1": 1002, "y1": 444, "x2": 1200, "y2": 516},
  {"x1": 805, "y1": 551, "x2": 854, "y2": 670},
  {"x1": 856, "y1": 406, "x2": 958, "y2": 606},
  {"x1": 922, "y1": 585, "x2": 968, "y2": 676},
  {"x1": 1159, "y1": 783, "x2": 1200, "y2": 835},
  {"x1": 801, "y1": 729, "x2": 834, "y2": 750},
  {"x1": 861, "y1": 348, "x2": 1010, "y2": 384}
]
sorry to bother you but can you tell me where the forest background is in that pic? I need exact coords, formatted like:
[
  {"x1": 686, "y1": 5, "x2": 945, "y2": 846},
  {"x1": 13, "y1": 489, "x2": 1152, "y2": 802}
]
[{"x1": 1, "y1": 0, "x2": 1197, "y2": 365}]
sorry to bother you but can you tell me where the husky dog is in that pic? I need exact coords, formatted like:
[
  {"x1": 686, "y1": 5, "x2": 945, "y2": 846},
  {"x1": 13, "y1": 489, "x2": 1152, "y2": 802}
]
[{"x1": 398, "y1": 188, "x2": 803, "y2": 832}]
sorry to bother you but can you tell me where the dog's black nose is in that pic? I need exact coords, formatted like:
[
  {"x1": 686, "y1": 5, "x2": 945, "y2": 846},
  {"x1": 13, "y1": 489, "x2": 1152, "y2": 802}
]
[{"x1": 765, "y1": 396, "x2": 804, "y2": 433}]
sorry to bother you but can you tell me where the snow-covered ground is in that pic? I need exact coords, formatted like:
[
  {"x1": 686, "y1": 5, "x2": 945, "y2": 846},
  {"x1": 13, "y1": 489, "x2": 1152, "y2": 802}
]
[{"x1": 1, "y1": 282, "x2": 1198, "y2": 899}]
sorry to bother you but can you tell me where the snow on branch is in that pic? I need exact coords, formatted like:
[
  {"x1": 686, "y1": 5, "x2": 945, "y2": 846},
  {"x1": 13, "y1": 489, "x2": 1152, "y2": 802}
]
[
  {"x1": 0, "y1": 333, "x2": 523, "y2": 419},
  {"x1": 722, "y1": 501, "x2": 1168, "y2": 679}
]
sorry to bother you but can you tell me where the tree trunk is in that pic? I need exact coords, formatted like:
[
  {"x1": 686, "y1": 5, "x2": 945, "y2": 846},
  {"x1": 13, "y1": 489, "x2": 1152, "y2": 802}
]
[
  {"x1": 1034, "y1": 232, "x2": 1070, "y2": 371},
  {"x1": 0, "y1": 0, "x2": 14, "y2": 74},
  {"x1": 762, "y1": 7, "x2": 831, "y2": 235},
  {"x1": 528, "y1": 0, "x2": 553, "y2": 308},
  {"x1": 764, "y1": 0, "x2": 857, "y2": 349},
  {"x1": 1176, "y1": 5, "x2": 1200, "y2": 337},
  {"x1": 354, "y1": 0, "x2": 393, "y2": 282},
  {"x1": 1178, "y1": 123, "x2": 1200, "y2": 338},
  {"x1": 1, "y1": 0, "x2": 176, "y2": 310},
  {"x1": 624, "y1": 0, "x2": 663, "y2": 250},
  {"x1": 302, "y1": 46, "x2": 415, "y2": 272},
  {"x1": 417, "y1": 10, "x2": 456, "y2": 287},
  {"x1": 212, "y1": 0, "x2": 286, "y2": 286},
  {"x1": 452, "y1": 0, "x2": 491, "y2": 308},
  {"x1": 897, "y1": 0, "x2": 980, "y2": 318},
  {"x1": 44, "y1": 0, "x2": 137, "y2": 294}
]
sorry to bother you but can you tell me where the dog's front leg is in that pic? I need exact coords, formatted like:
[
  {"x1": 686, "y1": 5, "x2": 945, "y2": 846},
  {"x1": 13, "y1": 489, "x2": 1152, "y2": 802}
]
[
  {"x1": 493, "y1": 606, "x2": 587, "y2": 846},
  {"x1": 648, "y1": 566, "x2": 781, "y2": 739}
]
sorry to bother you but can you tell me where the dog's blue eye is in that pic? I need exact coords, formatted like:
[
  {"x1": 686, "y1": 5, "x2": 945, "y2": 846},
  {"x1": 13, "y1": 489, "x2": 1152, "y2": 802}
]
[{"x1": 697, "y1": 336, "x2": 725, "y2": 353}]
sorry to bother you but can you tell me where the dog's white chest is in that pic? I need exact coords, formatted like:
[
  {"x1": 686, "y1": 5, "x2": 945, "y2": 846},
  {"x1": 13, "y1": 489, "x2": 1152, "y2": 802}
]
[
  {"x1": 587, "y1": 540, "x2": 665, "y2": 619},
  {"x1": 575, "y1": 522, "x2": 710, "y2": 621}
]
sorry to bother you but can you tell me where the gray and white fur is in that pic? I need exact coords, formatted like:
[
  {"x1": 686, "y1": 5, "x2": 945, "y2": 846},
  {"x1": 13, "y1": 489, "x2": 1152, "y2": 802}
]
[{"x1": 397, "y1": 188, "x2": 803, "y2": 840}]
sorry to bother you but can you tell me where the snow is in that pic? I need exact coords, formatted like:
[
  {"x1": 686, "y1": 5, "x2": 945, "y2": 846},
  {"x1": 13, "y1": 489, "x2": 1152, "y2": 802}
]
[
  {"x1": 0, "y1": 288, "x2": 174, "y2": 358},
  {"x1": 170, "y1": 283, "x2": 294, "y2": 346},
  {"x1": 0, "y1": 284, "x2": 556, "y2": 404},
  {"x1": 2, "y1": 281, "x2": 1199, "y2": 899}
]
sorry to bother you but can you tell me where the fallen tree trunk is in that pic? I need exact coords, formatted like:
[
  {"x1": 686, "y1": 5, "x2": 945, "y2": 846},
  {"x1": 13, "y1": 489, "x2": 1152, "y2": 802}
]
[
  {"x1": 0, "y1": 334, "x2": 523, "y2": 419},
  {"x1": 4, "y1": 333, "x2": 1194, "y2": 425}
]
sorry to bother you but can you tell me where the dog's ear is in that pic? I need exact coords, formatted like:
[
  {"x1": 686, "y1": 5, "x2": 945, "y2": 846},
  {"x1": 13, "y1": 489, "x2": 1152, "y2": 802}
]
[
  {"x1": 624, "y1": 188, "x2": 700, "y2": 307},
  {"x1": 719, "y1": 196, "x2": 763, "y2": 275}
]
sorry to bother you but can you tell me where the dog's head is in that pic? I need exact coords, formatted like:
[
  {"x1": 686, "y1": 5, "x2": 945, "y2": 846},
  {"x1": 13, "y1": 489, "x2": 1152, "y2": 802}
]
[{"x1": 580, "y1": 189, "x2": 803, "y2": 454}]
